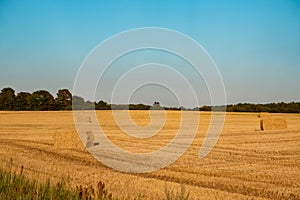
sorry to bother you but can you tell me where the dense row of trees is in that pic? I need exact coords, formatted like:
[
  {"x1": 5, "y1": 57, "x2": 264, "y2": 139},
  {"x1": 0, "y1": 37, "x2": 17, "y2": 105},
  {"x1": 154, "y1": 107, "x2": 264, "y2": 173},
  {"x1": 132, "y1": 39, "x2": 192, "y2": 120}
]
[
  {"x1": 0, "y1": 87, "x2": 72, "y2": 111},
  {"x1": 0, "y1": 87, "x2": 300, "y2": 113},
  {"x1": 0, "y1": 87, "x2": 157, "y2": 111},
  {"x1": 198, "y1": 102, "x2": 300, "y2": 113}
]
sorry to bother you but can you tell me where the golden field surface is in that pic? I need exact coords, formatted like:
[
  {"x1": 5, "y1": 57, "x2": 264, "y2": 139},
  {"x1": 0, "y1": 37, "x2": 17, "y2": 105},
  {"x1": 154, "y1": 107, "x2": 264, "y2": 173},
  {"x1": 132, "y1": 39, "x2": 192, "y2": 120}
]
[{"x1": 0, "y1": 111, "x2": 299, "y2": 199}]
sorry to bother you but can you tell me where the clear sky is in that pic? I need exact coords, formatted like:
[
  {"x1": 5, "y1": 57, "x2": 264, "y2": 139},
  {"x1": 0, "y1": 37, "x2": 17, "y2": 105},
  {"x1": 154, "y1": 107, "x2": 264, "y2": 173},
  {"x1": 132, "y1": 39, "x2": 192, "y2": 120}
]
[{"x1": 1, "y1": 0, "x2": 300, "y2": 106}]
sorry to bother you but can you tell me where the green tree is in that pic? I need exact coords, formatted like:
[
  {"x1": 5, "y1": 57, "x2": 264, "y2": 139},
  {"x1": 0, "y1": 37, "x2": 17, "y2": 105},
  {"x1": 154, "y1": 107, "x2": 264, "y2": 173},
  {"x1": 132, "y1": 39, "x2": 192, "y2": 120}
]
[
  {"x1": 72, "y1": 95, "x2": 85, "y2": 110},
  {"x1": 30, "y1": 90, "x2": 55, "y2": 111},
  {"x1": 15, "y1": 92, "x2": 31, "y2": 110},
  {"x1": 72, "y1": 96, "x2": 95, "y2": 110},
  {"x1": 0, "y1": 87, "x2": 16, "y2": 110},
  {"x1": 95, "y1": 100, "x2": 110, "y2": 110},
  {"x1": 55, "y1": 89, "x2": 72, "y2": 110},
  {"x1": 152, "y1": 101, "x2": 163, "y2": 110}
]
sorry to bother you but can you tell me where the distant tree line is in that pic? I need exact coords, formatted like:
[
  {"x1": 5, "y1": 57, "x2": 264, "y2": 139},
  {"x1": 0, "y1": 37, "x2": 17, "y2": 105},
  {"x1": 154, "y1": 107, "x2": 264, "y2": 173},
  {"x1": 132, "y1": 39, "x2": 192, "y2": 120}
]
[
  {"x1": 197, "y1": 102, "x2": 300, "y2": 113},
  {"x1": 0, "y1": 87, "x2": 73, "y2": 111},
  {"x1": 0, "y1": 87, "x2": 300, "y2": 113}
]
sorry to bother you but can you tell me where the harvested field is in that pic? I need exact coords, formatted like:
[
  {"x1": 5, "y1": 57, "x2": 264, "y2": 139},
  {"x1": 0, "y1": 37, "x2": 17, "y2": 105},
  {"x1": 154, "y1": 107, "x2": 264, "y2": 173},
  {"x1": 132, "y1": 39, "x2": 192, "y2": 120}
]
[
  {"x1": 0, "y1": 111, "x2": 300, "y2": 199},
  {"x1": 54, "y1": 131, "x2": 86, "y2": 152}
]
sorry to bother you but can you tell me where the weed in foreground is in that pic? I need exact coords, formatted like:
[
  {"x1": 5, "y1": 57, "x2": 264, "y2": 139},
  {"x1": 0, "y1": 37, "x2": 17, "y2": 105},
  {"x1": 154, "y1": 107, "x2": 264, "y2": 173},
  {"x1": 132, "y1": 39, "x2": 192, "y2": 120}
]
[
  {"x1": 1, "y1": 163, "x2": 191, "y2": 200},
  {"x1": 163, "y1": 183, "x2": 190, "y2": 200},
  {"x1": 0, "y1": 166, "x2": 115, "y2": 200}
]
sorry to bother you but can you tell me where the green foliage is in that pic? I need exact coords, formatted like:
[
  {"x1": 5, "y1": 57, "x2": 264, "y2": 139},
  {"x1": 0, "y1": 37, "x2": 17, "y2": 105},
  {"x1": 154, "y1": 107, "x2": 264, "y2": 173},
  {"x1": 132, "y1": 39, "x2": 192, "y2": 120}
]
[
  {"x1": 0, "y1": 168, "x2": 78, "y2": 199},
  {"x1": 0, "y1": 167, "x2": 115, "y2": 200},
  {"x1": 199, "y1": 102, "x2": 300, "y2": 113},
  {"x1": 55, "y1": 89, "x2": 72, "y2": 110},
  {"x1": 31, "y1": 90, "x2": 55, "y2": 111},
  {"x1": 72, "y1": 95, "x2": 94, "y2": 110},
  {"x1": 0, "y1": 167, "x2": 193, "y2": 200},
  {"x1": 0, "y1": 87, "x2": 300, "y2": 112},
  {"x1": 152, "y1": 101, "x2": 164, "y2": 110},
  {"x1": 0, "y1": 87, "x2": 16, "y2": 110},
  {"x1": 15, "y1": 92, "x2": 32, "y2": 111},
  {"x1": 129, "y1": 104, "x2": 151, "y2": 110},
  {"x1": 95, "y1": 100, "x2": 111, "y2": 110}
]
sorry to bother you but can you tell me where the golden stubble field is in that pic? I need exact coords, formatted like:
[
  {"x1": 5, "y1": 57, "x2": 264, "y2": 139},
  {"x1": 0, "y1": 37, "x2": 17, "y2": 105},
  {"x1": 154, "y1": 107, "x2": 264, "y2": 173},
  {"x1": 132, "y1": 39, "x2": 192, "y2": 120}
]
[{"x1": 0, "y1": 110, "x2": 299, "y2": 199}]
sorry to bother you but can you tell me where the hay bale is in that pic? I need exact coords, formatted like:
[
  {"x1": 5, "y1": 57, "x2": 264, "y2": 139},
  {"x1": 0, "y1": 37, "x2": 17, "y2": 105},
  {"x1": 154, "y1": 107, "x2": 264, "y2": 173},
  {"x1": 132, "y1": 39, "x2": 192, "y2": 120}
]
[
  {"x1": 54, "y1": 131, "x2": 87, "y2": 152},
  {"x1": 258, "y1": 112, "x2": 271, "y2": 118},
  {"x1": 260, "y1": 118, "x2": 287, "y2": 131}
]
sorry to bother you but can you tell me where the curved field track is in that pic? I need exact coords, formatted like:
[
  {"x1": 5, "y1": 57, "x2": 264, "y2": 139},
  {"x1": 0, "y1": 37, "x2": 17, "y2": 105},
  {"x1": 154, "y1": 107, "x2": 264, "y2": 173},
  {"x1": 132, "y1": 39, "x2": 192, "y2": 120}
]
[{"x1": 0, "y1": 111, "x2": 299, "y2": 199}]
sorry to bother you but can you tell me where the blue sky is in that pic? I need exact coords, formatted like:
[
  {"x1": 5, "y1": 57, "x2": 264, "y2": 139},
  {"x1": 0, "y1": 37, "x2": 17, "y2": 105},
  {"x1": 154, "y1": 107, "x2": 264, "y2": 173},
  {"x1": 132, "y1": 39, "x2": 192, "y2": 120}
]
[{"x1": 0, "y1": 0, "x2": 300, "y2": 106}]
